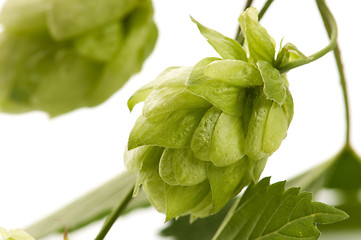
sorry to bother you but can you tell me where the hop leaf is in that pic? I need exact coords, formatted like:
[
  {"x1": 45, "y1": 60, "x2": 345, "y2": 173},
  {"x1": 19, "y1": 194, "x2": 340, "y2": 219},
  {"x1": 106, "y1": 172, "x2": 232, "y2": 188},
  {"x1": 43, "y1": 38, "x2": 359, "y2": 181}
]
[
  {"x1": 125, "y1": 8, "x2": 296, "y2": 221},
  {"x1": 0, "y1": 0, "x2": 157, "y2": 117},
  {"x1": 213, "y1": 178, "x2": 349, "y2": 240}
]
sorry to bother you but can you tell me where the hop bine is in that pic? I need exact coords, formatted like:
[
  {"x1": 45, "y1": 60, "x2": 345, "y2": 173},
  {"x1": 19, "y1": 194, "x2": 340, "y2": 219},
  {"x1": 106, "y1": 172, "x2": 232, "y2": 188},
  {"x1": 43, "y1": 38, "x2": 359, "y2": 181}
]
[{"x1": 125, "y1": 7, "x2": 303, "y2": 220}]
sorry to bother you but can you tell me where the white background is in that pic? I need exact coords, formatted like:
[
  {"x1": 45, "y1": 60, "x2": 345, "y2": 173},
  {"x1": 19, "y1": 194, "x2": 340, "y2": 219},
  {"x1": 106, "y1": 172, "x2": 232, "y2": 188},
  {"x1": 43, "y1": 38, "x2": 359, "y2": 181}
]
[{"x1": 1, "y1": 0, "x2": 361, "y2": 239}]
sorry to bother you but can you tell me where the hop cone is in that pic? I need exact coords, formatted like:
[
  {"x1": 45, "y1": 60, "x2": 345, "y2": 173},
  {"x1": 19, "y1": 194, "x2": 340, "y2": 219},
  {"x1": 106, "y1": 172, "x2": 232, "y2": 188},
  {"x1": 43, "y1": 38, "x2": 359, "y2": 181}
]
[
  {"x1": 125, "y1": 8, "x2": 297, "y2": 220},
  {"x1": 0, "y1": 0, "x2": 157, "y2": 116},
  {"x1": 0, "y1": 227, "x2": 35, "y2": 240}
]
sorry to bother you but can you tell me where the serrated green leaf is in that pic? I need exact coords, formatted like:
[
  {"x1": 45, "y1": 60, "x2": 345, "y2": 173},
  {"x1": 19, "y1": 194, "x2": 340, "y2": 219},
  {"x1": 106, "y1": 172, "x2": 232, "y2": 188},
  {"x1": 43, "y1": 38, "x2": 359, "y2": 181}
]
[
  {"x1": 47, "y1": 0, "x2": 138, "y2": 41},
  {"x1": 325, "y1": 147, "x2": 361, "y2": 190},
  {"x1": 205, "y1": 60, "x2": 263, "y2": 87},
  {"x1": 213, "y1": 177, "x2": 349, "y2": 240},
  {"x1": 257, "y1": 60, "x2": 287, "y2": 105},
  {"x1": 238, "y1": 7, "x2": 275, "y2": 64},
  {"x1": 186, "y1": 58, "x2": 245, "y2": 116},
  {"x1": 191, "y1": 17, "x2": 247, "y2": 61},
  {"x1": 209, "y1": 112, "x2": 246, "y2": 167},
  {"x1": 287, "y1": 146, "x2": 361, "y2": 192},
  {"x1": 128, "y1": 108, "x2": 208, "y2": 150},
  {"x1": 286, "y1": 146, "x2": 361, "y2": 231},
  {"x1": 320, "y1": 198, "x2": 361, "y2": 231},
  {"x1": 26, "y1": 172, "x2": 150, "y2": 239}
]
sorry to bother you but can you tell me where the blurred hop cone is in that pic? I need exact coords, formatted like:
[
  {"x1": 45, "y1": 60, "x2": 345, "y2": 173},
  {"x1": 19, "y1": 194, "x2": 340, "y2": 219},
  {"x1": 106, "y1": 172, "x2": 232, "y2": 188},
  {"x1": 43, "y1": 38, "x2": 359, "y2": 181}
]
[
  {"x1": 0, "y1": 227, "x2": 35, "y2": 240},
  {"x1": 0, "y1": 0, "x2": 157, "y2": 117},
  {"x1": 125, "y1": 7, "x2": 297, "y2": 220}
]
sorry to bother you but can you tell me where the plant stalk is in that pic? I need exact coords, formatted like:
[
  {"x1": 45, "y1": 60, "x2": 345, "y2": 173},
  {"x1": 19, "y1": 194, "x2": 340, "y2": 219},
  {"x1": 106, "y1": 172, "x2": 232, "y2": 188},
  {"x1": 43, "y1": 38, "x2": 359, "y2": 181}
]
[
  {"x1": 94, "y1": 185, "x2": 135, "y2": 240},
  {"x1": 258, "y1": 0, "x2": 274, "y2": 20},
  {"x1": 315, "y1": 0, "x2": 351, "y2": 145},
  {"x1": 279, "y1": 0, "x2": 337, "y2": 73},
  {"x1": 235, "y1": 0, "x2": 253, "y2": 42}
]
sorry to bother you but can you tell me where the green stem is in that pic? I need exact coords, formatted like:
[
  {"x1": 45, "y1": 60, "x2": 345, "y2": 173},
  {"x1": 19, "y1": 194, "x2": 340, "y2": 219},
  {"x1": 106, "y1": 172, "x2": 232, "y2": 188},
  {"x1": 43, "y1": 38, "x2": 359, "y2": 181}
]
[
  {"x1": 315, "y1": 0, "x2": 351, "y2": 145},
  {"x1": 94, "y1": 185, "x2": 135, "y2": 240},
  {"x1": 279, "y1": 0, "x2": 337, "y2": 73},
  {"x1": 235, "y1": 0, "x2": 253, "y2": 42},
  {"x1": 258, "y1": 0, "x2": 274, "y2": 20},
  {"x1": 236, "y1": 0, "x2": 274, "y2": 44}
]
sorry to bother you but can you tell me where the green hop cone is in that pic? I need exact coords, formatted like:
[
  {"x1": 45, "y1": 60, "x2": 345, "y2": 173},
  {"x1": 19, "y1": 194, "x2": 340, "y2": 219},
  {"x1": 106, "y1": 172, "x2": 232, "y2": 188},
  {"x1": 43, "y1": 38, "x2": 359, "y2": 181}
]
[
  {"x1": 0, "y1": 0, "x2": 157, "y2": 117},
  {"x1": 125, "y1": 7, "x2": 295, "y2": 220},
  {"x1": 0, "y1": 227, "x2": 35, "y2": 240}
]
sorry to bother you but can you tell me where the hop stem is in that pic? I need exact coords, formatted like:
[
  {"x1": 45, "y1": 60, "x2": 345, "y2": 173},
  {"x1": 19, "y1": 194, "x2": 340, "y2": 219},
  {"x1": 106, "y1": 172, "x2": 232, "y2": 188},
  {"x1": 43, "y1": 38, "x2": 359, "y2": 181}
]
[
  {"x1": 258, "y1": 0, "x2": 274, "y2": 20},
  {"x1": 278, "y1": 0, "x2": 337, "y2": 73},
  {"x1": 314, "y1": 0, "x2": 351, "y2": 146},
  {"x1": 94, "y1": 185, "x2": 134, "y2": 240}
]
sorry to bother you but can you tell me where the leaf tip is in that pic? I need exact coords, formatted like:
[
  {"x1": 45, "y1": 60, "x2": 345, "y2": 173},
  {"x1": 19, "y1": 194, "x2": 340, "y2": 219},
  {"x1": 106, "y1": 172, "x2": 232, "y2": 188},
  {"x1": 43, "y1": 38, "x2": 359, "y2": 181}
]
[{"x1": 127, "y1": 99, "x2": 135, "y2": 112}]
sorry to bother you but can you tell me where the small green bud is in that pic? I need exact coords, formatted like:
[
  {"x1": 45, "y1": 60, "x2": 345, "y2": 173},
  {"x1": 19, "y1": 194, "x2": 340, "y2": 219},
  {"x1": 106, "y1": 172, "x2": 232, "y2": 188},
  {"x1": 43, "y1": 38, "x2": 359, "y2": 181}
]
[{"x1": 125, "y1": 7, "x2": 297, "y2": 220}]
